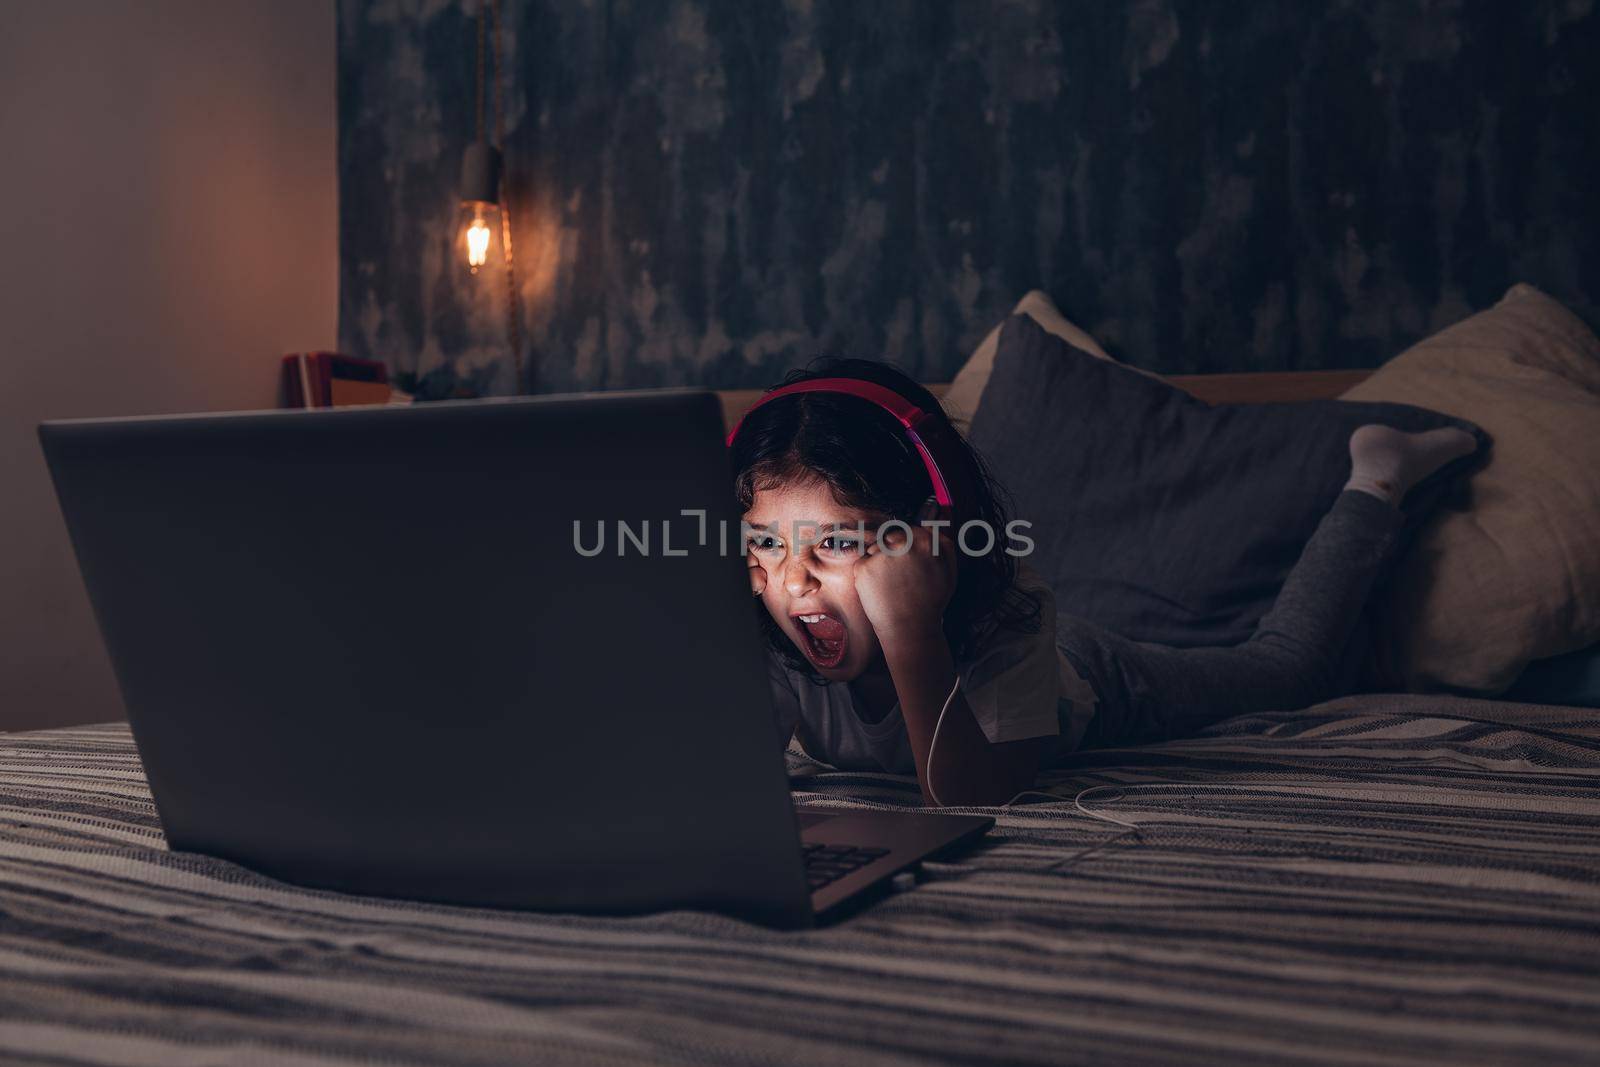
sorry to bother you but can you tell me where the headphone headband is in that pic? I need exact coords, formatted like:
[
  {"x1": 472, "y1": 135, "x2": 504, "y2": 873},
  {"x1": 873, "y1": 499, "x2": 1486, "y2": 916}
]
[{"x1": 725, "y1": 377, "x2": 961, "y2": 513}]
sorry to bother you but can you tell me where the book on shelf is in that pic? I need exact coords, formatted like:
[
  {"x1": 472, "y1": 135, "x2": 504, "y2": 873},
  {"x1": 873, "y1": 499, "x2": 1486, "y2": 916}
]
[{"x1": 281, "y1": 353, "x2": 410, "y2": 408}]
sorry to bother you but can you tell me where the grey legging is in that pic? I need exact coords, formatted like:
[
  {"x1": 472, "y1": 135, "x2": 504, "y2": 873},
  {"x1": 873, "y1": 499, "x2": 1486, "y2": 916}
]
[{"x1": 1062, "y1": 488, "x2": 1402, "y2": 749}]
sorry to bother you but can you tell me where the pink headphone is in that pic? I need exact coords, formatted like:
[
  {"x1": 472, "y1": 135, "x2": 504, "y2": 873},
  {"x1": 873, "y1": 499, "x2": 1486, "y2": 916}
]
[{"x1": 724, "y1": 378, "x2": 968, "y2": 516}]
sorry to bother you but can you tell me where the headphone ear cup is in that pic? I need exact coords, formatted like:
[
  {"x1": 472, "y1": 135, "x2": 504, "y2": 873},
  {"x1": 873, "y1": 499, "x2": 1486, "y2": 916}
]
[{"x1": 913, "y1": 421, "x2": 975, "y2": 524}]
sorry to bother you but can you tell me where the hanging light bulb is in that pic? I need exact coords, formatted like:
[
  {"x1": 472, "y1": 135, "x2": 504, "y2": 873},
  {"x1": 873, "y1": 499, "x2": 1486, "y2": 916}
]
[
  {"x1": 455, "y1": 0, "x2": 525, "y2": 391},
  {"x1": 465, "y1": 211, "x2": 493, "y2": 271},
  {"x1": 459, "y1": 140, "x2": 502, "y2": 275}
]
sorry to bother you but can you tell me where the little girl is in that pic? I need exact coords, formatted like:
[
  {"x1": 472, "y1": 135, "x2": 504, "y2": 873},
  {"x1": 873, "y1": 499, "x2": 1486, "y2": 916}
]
[{"x1": 729, "y1": 358, "x2": 1478, "y2": 807}]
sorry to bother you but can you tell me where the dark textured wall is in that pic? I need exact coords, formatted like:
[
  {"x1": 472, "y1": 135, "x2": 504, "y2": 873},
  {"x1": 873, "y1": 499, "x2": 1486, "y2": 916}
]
[{"x1": 338, "y1": 0, "x2": 1599, "y2": 399}]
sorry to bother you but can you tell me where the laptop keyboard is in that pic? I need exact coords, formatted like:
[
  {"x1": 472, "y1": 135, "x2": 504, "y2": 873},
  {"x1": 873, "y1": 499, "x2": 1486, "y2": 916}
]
[{"x1": 803, "y1": 843, "x2": 891, "y2": 891}]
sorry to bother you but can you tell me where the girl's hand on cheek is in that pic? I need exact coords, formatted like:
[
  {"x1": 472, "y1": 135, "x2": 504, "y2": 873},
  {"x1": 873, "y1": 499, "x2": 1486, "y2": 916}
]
[
  {"x1": 747, "y1": 551, "x2": 767, "y2": 597},
  {"x1": 852, "y1": 507, "x2": 957, "y2": 647}
]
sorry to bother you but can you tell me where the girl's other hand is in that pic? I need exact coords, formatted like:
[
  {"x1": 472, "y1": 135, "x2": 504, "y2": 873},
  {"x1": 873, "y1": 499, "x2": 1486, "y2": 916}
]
[
  {"x1": 748, "y1": 549, "x2": 767, "y2": 597},
  {"x1": 852, "y1": 499, "x2": 957, "y2": 646}
]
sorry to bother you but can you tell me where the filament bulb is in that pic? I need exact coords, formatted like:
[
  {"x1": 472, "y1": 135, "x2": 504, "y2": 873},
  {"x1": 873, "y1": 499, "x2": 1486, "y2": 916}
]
[{"x1": 466, "y1": 214, "x2": 492, "y2": 273}]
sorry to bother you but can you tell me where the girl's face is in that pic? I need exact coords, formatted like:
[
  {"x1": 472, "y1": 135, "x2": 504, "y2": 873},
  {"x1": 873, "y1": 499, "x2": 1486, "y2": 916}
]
[{"x1": 744, "y1": 479, "x2": 884, "y2": 683}]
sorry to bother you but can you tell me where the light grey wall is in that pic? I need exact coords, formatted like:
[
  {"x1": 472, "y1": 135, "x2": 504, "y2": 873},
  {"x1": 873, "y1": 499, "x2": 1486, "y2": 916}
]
[{"x1": 0, "y1": 1, "x2": 337, "y2": 731}]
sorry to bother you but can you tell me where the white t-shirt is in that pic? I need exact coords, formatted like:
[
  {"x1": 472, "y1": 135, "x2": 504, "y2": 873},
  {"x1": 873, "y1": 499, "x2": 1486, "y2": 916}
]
[{"x1": 767, "y1": 564, "x2": 1098, "y2": 773}]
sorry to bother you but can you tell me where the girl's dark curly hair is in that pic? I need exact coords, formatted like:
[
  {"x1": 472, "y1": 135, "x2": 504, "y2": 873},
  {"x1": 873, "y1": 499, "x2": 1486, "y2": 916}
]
[{"x1": 730, "y1": 357, "x2": 1041, "y2": 684}]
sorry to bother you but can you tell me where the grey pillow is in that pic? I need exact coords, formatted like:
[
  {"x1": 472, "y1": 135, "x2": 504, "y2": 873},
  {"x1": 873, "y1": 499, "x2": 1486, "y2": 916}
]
[{"x1": 968, "y1": 314, "x2": 1489, "y2": 658}]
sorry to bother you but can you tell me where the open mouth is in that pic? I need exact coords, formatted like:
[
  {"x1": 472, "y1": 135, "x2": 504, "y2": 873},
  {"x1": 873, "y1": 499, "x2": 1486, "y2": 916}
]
[{"x1": 793, "y1": 612, "x2": 848, "y2": 669}]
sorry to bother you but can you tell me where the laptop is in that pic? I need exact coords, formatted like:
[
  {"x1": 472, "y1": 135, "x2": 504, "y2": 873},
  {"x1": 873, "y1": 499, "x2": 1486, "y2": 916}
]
[{"x1": 38, "y1": 390, "x2": 992, "y2": 929}]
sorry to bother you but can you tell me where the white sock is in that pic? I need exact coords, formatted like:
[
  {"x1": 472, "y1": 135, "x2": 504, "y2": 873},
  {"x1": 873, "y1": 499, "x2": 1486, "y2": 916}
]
[{"x1": 1345, "y1": 424, "x2": 1478, "y2": 506}]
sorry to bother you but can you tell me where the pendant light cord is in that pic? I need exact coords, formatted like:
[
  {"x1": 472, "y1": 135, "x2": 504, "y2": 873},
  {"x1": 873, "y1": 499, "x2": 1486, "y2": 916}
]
[
  {"x1": 475, "y1": 3, "x2": 487, "y2": 142},
  {"x1": 471, "y1": 0, "x2": 525, "y2": 393},
  {"x1": 490, "y1": 0, "x2": 525, "y2": 393}
]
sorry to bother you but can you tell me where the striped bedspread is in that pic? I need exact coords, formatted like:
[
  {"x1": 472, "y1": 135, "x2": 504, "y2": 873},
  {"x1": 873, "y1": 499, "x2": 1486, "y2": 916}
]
[{"x1": 2, "y1": 693, "x2": 1598, "y2": 1066}]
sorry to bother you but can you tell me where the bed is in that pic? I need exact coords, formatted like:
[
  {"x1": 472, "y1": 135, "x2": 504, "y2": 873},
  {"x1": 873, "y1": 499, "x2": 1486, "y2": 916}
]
[
  {"x1": 3, "y1": 693, "x2": 1598, "y2": 1066},
  {"x1": 7, "y1": 365, "x2": 1599, "y2": 1065}
]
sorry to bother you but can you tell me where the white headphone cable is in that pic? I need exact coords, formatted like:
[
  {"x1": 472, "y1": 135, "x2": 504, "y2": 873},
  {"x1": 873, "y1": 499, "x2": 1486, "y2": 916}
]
[
  {"x1": 925, "y1": 681, "x2": 1146, "y2": 833},
  {"x1": 923, "y1": 674, "x2": 963, "y2": 808}
]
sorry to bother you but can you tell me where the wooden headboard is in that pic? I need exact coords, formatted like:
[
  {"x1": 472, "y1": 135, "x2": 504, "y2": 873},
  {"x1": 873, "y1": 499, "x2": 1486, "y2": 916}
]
[{"x1": 716, "y1": 369, "x2": 1371, "y2": 430}]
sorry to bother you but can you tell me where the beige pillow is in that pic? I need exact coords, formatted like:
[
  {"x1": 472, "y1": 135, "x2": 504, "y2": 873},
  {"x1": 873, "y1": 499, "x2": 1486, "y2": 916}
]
[
  {"x1": 1342, "y1": 284, "x2": 1600, "y2": 693},
  {"x1": 944, "y1": 291, "x2": 1115, "y2": 427}
]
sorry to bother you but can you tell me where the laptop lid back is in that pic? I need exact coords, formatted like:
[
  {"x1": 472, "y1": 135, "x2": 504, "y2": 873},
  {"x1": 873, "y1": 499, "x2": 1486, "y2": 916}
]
[{"x1": 39, "y1": 391, "x2": 813, "y2": 928}]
